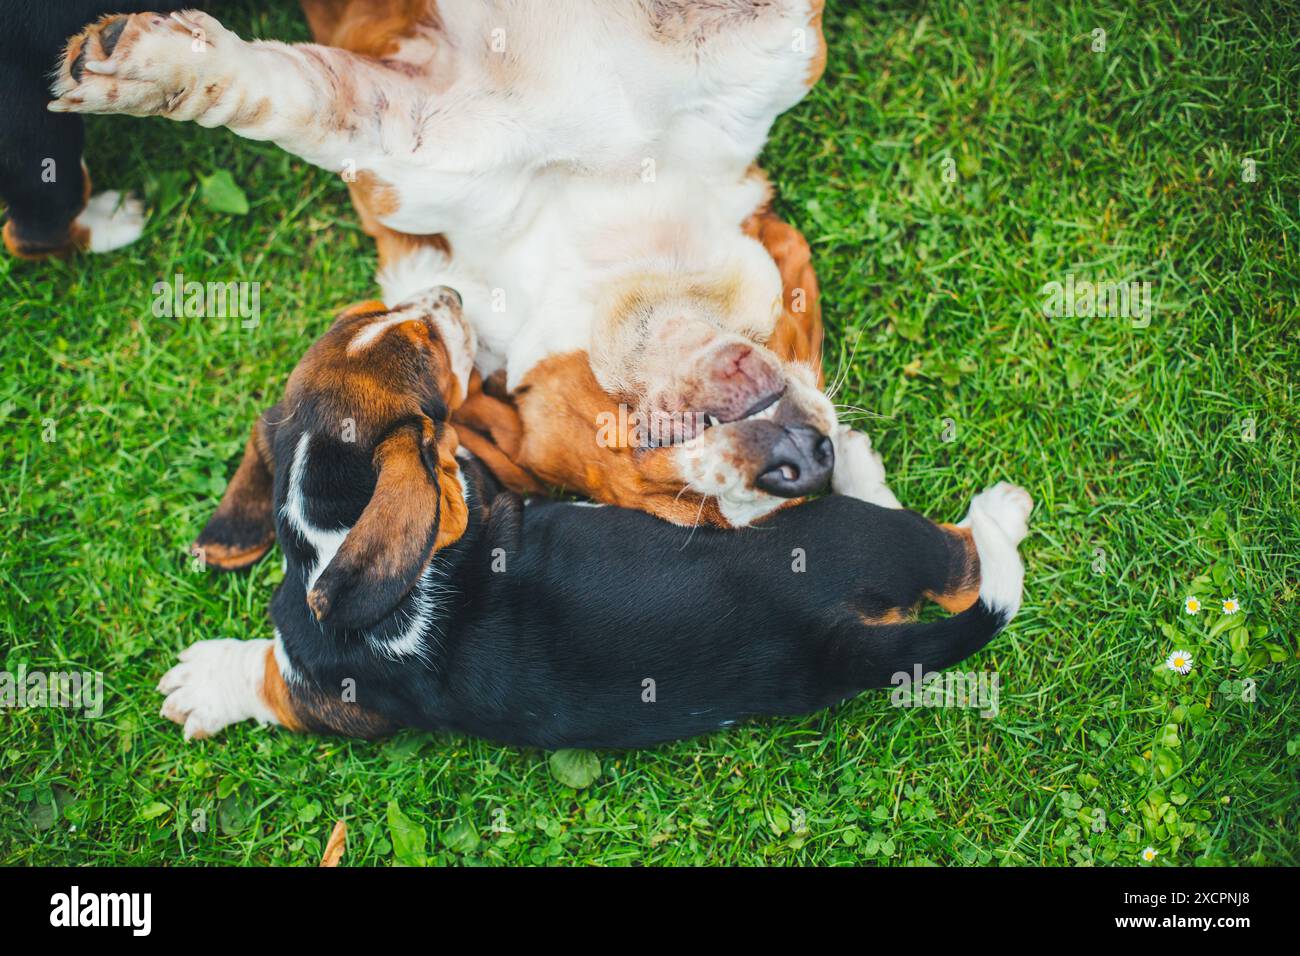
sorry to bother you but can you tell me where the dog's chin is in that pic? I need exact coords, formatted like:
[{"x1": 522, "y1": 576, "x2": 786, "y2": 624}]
[
  {"x1": 713, "y1": 484, "x2": 787, "y2": 528},
  {"x1": 671, "y1": 425, "x2": 788, "y2": 528}
]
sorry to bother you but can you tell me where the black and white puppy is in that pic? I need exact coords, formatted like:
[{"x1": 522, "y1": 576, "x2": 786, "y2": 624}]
[
  {"x1": 0, "y1": 2, "x2": 228, "y2": 258},
  {"x1": 161, "y1": 288, "x2": 1033, "y2": 750}
]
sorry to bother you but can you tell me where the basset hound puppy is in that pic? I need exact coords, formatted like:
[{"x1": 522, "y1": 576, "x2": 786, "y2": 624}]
[
  {"x1": 163, "y1": 287, "x2": 1033, "y2": 748},
  {"x1": 50, "y1": 0, "x2": 901, "y2": 527}
]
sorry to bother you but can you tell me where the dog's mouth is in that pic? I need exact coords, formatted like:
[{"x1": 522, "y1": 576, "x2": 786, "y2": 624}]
[
  {"x1": 700, "y1": 389, "x2": 784, "y2": 430},
  {"x1": 644, "y1": 387, "x2": 785, "y2": 448}
]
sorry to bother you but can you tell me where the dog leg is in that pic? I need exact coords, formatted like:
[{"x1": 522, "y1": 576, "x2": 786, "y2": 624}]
[
  {"x1": 159, "y1": 637, "x2": 398, "y2": 740},
  {"x1": 48, "y1": 11, "x2": 470, "y2": 180},
  {"x1": 831, "y1": 426, "x2": 902, "y2": 509},
  {"x1": 192, "y1": 416, "x2": 277, "y2": 571},
  {"x1": 0, "y1": 66, "x2": 144, "y2": 257},
  {"x1": 157, "y1": 638, "x2": 282, "y2": 740}
]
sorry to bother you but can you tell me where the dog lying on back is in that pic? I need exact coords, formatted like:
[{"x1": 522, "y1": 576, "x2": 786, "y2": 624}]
[
  {"x1": 162, "y1": 288, "x2": 1033, "y2": 750},
  {"x1": 50, "y1": 2, "x2": 906, "y2": 528}
]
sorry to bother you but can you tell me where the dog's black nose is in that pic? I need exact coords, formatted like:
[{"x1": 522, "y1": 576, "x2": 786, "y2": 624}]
[{"x1": 754, "y1": 425, "x2": 834, "y2": 497}]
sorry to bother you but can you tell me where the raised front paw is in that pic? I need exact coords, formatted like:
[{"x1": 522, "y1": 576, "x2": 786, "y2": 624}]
[
  {"x1": 157, "y1": 638, "x2": 275, "y2": 740},
  {"x1": 50, "y1": 10, "x2": 235, "y2": 118}
]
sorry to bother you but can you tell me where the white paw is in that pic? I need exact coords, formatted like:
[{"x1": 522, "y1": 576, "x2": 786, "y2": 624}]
[
  {"x1": 831, "y1": 426, "x2": 902, "y2": 508},
  {"x1": 158, "y1": 638, "x2": 275, "y2": 740},
  {"x1": 77, "y1": 191, "x2": 145, "y2": 253},
  {"x1": 966, "y1": 481, "x2": 1033, "y2": 545}
]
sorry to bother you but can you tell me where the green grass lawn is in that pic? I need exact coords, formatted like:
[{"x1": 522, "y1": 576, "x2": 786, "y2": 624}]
[{"x1": 2, "y1": 0, "x2": 1297, "y2": 866}]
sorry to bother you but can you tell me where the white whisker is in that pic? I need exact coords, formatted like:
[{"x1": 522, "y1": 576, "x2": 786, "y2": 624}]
[
  {"x1": 825, "y1": 332, "x2": 865, "y2": 401},
  {"x1": 678, "y1": 492, "x2": 710, "y2": 551}
]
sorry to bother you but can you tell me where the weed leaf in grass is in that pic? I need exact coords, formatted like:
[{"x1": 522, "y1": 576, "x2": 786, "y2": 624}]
[
  {"x1": 549, "y1": 749, "x2": 601, "y2": 789},
  {"x1": 442, "y1": 819, "x2": 481, "y2": 854},
  {"x1": 146, "y1": 170, "x2": 189, "y2": 219},
  {"x1": 198, "y1": 169, "x2": 249, "y2": 215},
  {"x1": 216, "y1": 774, "x2": 241, "y2": 800},
  {"x1": 138, "y1": 802, "x2": 170, "y2": 823},
  {"x1": 218, "y1": 789, "x2": 255, "y2": 835},
  {"x1": 387, "y1": 800, "x2": 427, "y2": 866}
]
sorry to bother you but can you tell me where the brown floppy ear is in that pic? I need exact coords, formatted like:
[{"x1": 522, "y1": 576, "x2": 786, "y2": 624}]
[
  {"x1": 193, "y1": 409, "x2": 279, "y2": 571},
  {"x1": 307, "y1": 419, "x2": 468, "y2": 631}
]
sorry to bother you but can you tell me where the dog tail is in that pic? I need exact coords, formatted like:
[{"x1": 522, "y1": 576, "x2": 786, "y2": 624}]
[{"x1": 853, "y1": 483, "x2": 1030, "y2": 686}]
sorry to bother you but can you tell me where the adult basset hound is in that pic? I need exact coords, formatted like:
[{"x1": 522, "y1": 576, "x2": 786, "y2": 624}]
[
  {"x1": 166, "y1": 287, "x2": 1033, "y2": 749},
  {"x1": 50, "y1": 0, "x2": 902, "y2": 527}
]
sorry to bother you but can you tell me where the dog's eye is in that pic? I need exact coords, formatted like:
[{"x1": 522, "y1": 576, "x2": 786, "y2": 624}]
[{"x1": 641, "y1": 412, "x2": 716, "y2": 448}]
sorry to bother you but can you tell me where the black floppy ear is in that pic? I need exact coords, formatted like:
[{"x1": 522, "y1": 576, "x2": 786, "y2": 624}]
[
  {"x1": 306, "y1": 417, "x2": 465, "y2": 631},
  {"x1": 192, "y1": 407, "x2": 279, "y2": 571}
]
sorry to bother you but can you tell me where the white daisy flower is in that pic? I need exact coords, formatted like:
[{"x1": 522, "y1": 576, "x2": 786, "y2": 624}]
[
  {"x1": 1141, "y1": 847, "x2": 1157, "y2": 862},
  {"x1": 1165, "y1": 650, "x2": 1193, "y2": 674},
  {"x1": 1184, "y1": 596, "x2": 1201, "y2": 615},
  {"x1": 1222, "y1": 597, "x2": 1240, "y2": 615}
]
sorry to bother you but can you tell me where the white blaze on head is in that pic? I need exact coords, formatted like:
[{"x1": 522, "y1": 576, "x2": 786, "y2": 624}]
[
  {"x1": 347, "y1": 312, "x2": 414, "y2": 353},
  {"x1": 345, "y1": 288, "x2": 477, "y2": 403}
]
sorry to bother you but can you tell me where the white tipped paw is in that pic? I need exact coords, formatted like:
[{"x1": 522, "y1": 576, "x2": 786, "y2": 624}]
[
  {"x1": 158, "y1": 638, "x2": 274, "y2": 740},
  {"x1": 831, "y1": 426, "x2": 902, "y2": 508},
  {"x1": 967, "y1": 481, "x2": 1033, "y2": 545},
  {"x1": 77, "y1": 191, "x2": 146, "y2": 252},
  {"x1": 50, "y1": 11, "x2": 233, "y2": 117}
]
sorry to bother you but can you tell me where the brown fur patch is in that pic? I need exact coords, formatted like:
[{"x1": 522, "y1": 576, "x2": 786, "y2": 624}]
[
  {"x1": 2, "y1": 219, "x2": 89, "y2": 260},
  {"x1": 260, "y1": 645, "x2": 305, "y2": 731},
  {"x1": 352, "y1": 169, "x2": 402, "y2": 219},
  {"x1": 338, "y1": 298, "x2": 390, "y2": 319},
  {"x1": 378, "y1": 227, "x2": 448, "y2": 273},
  {"x1": 924, "y1": 524, "x2": 982, "y2": 613},
  {"x1": 432, "y1": 424, "x2": 469, "y2": 551},
  {"x1": 344, "y1": 176, "x2": 448, "y2": 272},
  {"x1": 512, "y1": 352, "x2": 725, "y2": 527},
  {"x1": 860, "y1": 607, "x2": 910, "y2": 625},
  {"x1": 456, "y1": 428, "x2": 541, "y2": 493},
  {"x1": 2, "y1": 167, "x2": 93, "y2": 260},
  {"x1": 454, "y1": 373, "x2": 524, "y2": 455},
  {"x1": 299, "y1": 0, "x2": 433, "y2": 57},
  {"x1": 262, "y1": 642, "x2": 398, "y2": 737},
  {"x1": 195, "y1": 538, "x2": 271, "y2": 571},
  {"x1": 453, "y1": 375, "x2": 544, "y2": 493},
  {"x1": 742, "y1": 206, "x2": 823, "y2": 382},
  {"x1": 804, "y1": 0, "x2": 827, "y2": 88}
]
